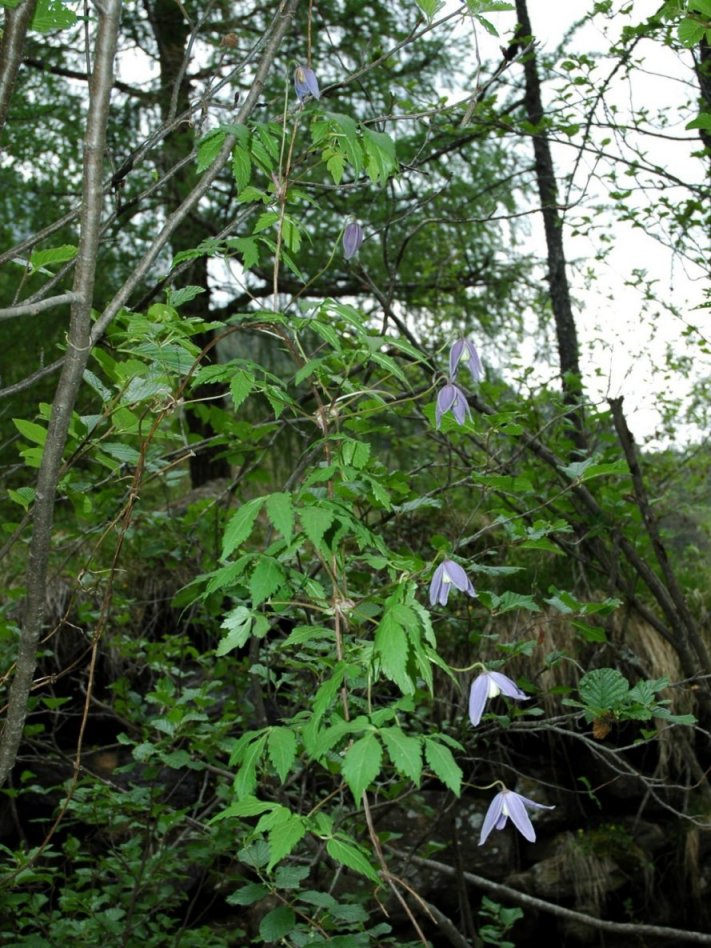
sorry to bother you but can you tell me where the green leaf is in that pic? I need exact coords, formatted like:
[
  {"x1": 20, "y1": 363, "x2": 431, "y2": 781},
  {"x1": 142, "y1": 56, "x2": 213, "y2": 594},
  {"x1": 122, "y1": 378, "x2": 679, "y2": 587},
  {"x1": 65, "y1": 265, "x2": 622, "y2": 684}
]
[
  {"x1": 7, "y1": 486, "x2": 35, "y2": 511},
  {"x1": 232, "y1": 143, "x2": 252, "y2": 191},
  {"x1": 227, "y1": 236, "x2": 260, "y2": 269},
  {"x1": 579, "y1": 668, "x2": 630, "y2": 712},
  {"x1": 259, "y1": 906, "x2": 295, "y2": 942},
  {"x1": 361, "y1": 127, "x2": 398, "y2": 185},
  {"x1": 267, "y1": 812, "x2": 307, "y2": 871},
  {"x1": 250, "y1": 557, "x2": 284, "y2": 606},
  {"x1": 686, "y1": 112, "x2": 711, "y2": 131},
  {"x1": 326, "y1": 837, "x2": 380, "y2": 883},
  {"x1": 234, "y1": 733, "x2": 268, "y2": 798},
  {"x1": 678, "y1": 17, "x2": 706, "y2": 45},
  {"x1": 222, "y1": 497, "x2": 264, "y2": 558},
  {"x1": 253, "y1": 211, "x2": 280, "y2": 234},
  {"x1": 196, "y1": 128, "x2": 227, "y2": 173},
  {"x1": 416, "y1": 0, "x2": 444, "y2": 19},
  {"x1": 424, "y1": 739, "x2": 462, "y2": 795},
  {"x1": 212, "y1": 796, "x2": 276, "y2": 820},
  {"x1": 29, "y1": 243, "x2": 77, "y2": 272},
  {"x1": 380, "y1": 727, "x2": 422, "y2": 784},
  {"x1": 13, "y1": 418, "x2": 47, "y2": 446},
  {"x1": 327, "y1": 112, "x2": 363, "y2": 175},
  {"x1": 342, "y1": 733, "x2": 382, "y2": 803},
  {"x1": 374, "y1": 611, "x2": 413, "y2": 694},
  {"x1": 267, "y1": 727, "x2": 297, "y2": 783},
  {"x1": 226, "y1": 882, "x2": 269, "y2": 906},
  {"x1": 266, "y1": 492, "x2": 294, "y2": 543},
  {"x1": 31, "y1": 0, "x2": 77, "y2": 32},
  {"x1": 230, "y1": 369, "x2": 255, "y2": 410},
  {"x1": 299, "y1": 505, "x2": 335, "y2": 550},
  {"x1": 216, "y1": 606, "x2": 254, "y2": 655},
  {"x1": 166, "y1": 285, "x2": 205, "y2": 308}
]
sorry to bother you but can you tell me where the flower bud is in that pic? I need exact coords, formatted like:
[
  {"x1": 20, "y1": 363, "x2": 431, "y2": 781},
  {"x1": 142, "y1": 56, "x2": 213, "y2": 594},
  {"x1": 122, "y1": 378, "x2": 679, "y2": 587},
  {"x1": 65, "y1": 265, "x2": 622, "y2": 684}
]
[{"x1": 343, "y1": 221, "x2": 364, "y2": 260}]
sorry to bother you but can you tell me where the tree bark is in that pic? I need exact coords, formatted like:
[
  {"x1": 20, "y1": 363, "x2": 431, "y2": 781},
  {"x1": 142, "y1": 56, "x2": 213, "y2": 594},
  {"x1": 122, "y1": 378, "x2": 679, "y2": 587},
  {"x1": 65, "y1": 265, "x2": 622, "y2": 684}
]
[
  {"x1": 0, "y1": 0, "x2": 123, "y2": 788},
  {"x1": 0, "y1": 0, "x2": 37, "y2": 139},
  {"x1": 514, "y1": 0, "x2": 586, "y2": 452}
]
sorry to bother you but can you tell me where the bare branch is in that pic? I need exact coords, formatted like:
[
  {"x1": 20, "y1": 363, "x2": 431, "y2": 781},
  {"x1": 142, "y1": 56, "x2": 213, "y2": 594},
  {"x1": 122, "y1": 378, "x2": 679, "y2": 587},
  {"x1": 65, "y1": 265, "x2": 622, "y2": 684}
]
[
  {"x1": 0, "y1": 0, "x2": 37, "y2": 137},
  {"x1": 0, "y1": 292, "x2": 82, "y2": 320}
]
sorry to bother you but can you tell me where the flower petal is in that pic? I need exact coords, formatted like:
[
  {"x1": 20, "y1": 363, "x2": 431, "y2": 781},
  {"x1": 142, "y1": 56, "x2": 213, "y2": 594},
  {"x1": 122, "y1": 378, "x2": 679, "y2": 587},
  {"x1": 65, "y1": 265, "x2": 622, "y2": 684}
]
[
  {"x1": 503, "y1": 791, "x2": 537, "y2": 842},
  {"x1": 488, "y1": 671, "x2": 528, "y2": 702},
  {"x1": 469, "y1": 674, "x2": 490, "y2": 726},
  {"x1": 449, "y1": 339, "x2": 464, "y2": 379},
  {"x1": 479, "y1": 791, "x2": 505, "y2": 846},
  {"x1": 429, "y1": 564, "x2": 448, "y2": 606}
]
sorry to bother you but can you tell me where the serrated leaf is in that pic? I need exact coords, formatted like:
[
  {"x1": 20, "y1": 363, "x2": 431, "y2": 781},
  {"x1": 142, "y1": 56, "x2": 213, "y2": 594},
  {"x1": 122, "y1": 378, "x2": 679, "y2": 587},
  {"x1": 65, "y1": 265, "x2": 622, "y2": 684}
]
[
  {"x1": 259, "y1": 906, "x2": 295, "y2": 942},
  {"x1": 327, "y1": 112, "x2": 363, "y2": 174},
  {"x1": 222, "y1": 497, "x2": 264, "y2": 558},
  {"x1": 234, "y1": 733, "x2": 267, "y2": 798},
  {"x1": 250, "y1": 557, "x2": 284, "y2": 606},
  {"x1": 267, "y1": 812, "x2": 306, "y2": 871},
  {"x1": 579, "y1": 668, "x2": 630, "y2": 712},
  {"x1": 326, "y1": 837, "x2": 380, "y2": 883},
  {"x1": 342, "y1": 733, "x2": 382, "y2": 803},
  {"x1": 167, "y1": 285, "x2": 205, "y2": 308},
  {"x1": 230, "y1": 369, "x2": 255, "y2": 411},
  {"x1": 266, "y1": 492, "x2": 294, "y2": 543},
  {"x1": 196, "y1": 128, "x2": 227, "y2": 173},
  {"x1": 253, "y1": 211, "x2": 280, "y2": 234},
  {"x1": 232, "y1": 143, "x2": 251, "y2": 191},
  {"x1": 299, "y1": 505, "x2": 334, "y2": 550},
  {"x1": 31, "y1": 0, "x2": 76, "y2": 33},
  {"x1": 216, "y1": 606, "x2": 253, "y2": 655},
  {"x1": 267, "y1": 727, "x2": 297, "y2": 783},
  {"x1": 362, "y1": 127, "x2": 398, "y2": 185},
  {"x1": 212, "y1": 796, "x2": 276, "y2": 820},
  {"x1": 227, "y1": 235, "x2": 260, "y2": 269},
  {"x1": 226, "y1": 882, "x2": 269, "y2": 906},
  {"x1": 29, "y1": 243, "x2": 77, "y2": 272},
  {"x1": 374, "y1": 612, "x2": 413, "y2": 694},
  {"x1": 380, "y1": 727, "x2": 422, "y2": 784},
  {"x1": 424, "y1": 739, "x2": 462, "y2": 795}
]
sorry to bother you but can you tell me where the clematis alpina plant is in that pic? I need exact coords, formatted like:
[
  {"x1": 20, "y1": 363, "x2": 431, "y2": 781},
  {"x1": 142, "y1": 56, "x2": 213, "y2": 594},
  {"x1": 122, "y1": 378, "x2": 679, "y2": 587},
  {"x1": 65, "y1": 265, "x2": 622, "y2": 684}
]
[
  {"x1": 449, "y1": 338, "x2": 483, "y2": 384},
  {"x1": 429, "y1": 559, "x2": 476, "y2": 607},
  {"x1": 479, "y1": 787, "x2": 554, "y2": 845},
  {"x1": 469, "y1": 669, "x2": 528, "y2": 726},
  {"x1": 343, "y1": 221, "x2": 364, "y2": 260},
  {"x1": 435, "y1": 382, "x2": 471, "y2": 429},
  {"x1": 294, "y1": 64, "x2": 321, "y2": 102}
]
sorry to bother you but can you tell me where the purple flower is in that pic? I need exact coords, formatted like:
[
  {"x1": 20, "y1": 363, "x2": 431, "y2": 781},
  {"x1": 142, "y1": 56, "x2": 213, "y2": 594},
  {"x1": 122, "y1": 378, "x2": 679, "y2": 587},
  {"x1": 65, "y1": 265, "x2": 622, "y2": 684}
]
[
  {"x1": 343, "y1": 221, "x2": 364, "y2": 260},
  {"x1": 479, "y1": 787, "x2": 554, "y2": 846},
  {"x1": 435, "y1": 383, "x2": 471, "y2": 429},
  {"x1": 429, "y1": 559, "x2": 476, "y2": 607},
  {"x1": 294, "y1": 65, "x2": 321, "y2": 102},
  {"x1": 469, "y1": 670, "x2": 528, "y2": 727},
  {"x1": 449, "y1": 338, "x2": 483, "y2": 384}
]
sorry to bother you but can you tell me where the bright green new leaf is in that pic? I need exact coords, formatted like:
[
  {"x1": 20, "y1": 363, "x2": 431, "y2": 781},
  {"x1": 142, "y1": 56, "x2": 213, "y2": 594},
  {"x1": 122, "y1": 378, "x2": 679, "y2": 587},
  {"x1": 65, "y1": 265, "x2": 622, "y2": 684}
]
[
  {"x1": 230, "y1": 369, "x2": 255, "y2": 410},
  {"x1": 298, "y1": 505, "x2": 335, "y2": 550},
  {"x1": 13, "y1": 418, "x2": 47, "y2": 446},
  {"x1": 32, "y1": 0, "x2": 76, "y2": 32},
  {"x1": 579, "y1": 668, "x2": 630, "y2": 712},
  {"x1": 232, "y1": 144, "x2": 252, "y2": 191},
  {"x1": 29, "y1": 243, "x2": 77, "y2": 273},
  {"x1": 342, "y1": 732, "x2": 382, "y2": 803}
]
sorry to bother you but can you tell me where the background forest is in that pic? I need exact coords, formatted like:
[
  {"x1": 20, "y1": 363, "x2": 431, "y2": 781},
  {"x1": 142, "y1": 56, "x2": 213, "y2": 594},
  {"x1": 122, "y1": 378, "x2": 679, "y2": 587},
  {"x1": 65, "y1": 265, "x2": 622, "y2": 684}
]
[{"x1": 0, "y1": 0, "x2": 710, "y2": 945}]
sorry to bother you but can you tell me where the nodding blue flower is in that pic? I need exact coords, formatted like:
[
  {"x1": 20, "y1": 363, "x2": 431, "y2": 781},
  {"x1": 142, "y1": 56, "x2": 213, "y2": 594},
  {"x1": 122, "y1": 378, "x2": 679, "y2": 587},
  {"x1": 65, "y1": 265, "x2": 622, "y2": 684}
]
[
  {"x1": 429, "y1": 559, "x2": 476, "y2": 607},
  {"x1": 435, "y1": 382, "x2": 471, "y2": 429},
  {"x1": 469, "y1": 670, "x2": 528, "y2": 727},
  {"x1": 479, "y1": 787, "x2": 554, "y2": 845},
  {"x1": 294, "y1": 65, "x2": 321, "y2": 102},
  {"x1": 449, "y1": 338, "x2": 483, "y2": 384},
  {"x1": 343, "y1": 221, "x2": 364, "y2": 260}
]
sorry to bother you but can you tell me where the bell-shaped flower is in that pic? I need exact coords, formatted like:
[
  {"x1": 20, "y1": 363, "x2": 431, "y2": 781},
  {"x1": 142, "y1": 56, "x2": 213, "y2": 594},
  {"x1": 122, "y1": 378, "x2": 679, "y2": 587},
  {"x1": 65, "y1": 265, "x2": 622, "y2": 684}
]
[
  {"x1": 435, "y1": 382, "x2": 471, "y2": 429},
  {"x1": 469, "y1": 670, "x2": 528, "y2": 727},
  {"x1": 343, "y1": 221, "x2": 364, "y2": 260},
  {"x1": 294, "y1": 65, "x2": 321, "y2": 102},
  {"x1": 449, "y1": 338, "x2": 483, "y2": 384},
  {"x1": 429, "y1": 559, "x2": 476, "y2": 607},
  {"x1": 479, "y1": 787, "x2": 554, "y2": 845}
]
